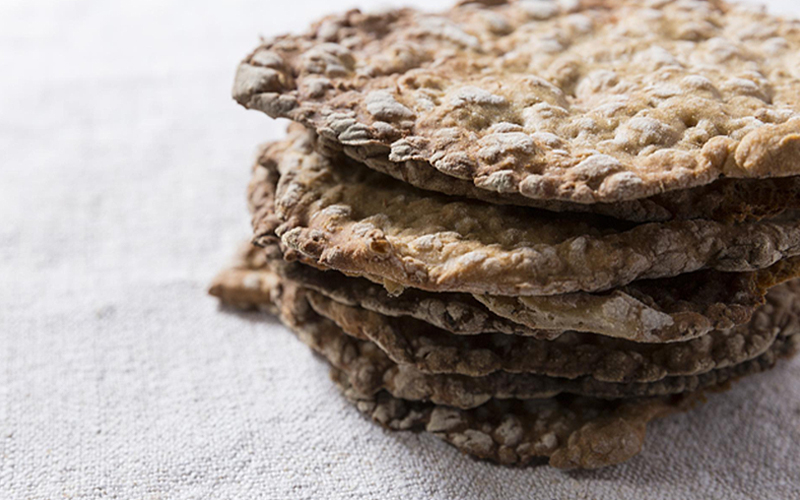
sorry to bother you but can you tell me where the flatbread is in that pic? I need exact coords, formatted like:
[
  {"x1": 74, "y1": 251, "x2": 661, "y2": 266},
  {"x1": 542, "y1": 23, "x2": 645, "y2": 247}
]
[
  {"x1": 313, "y1": 124, "x2": 800, "y2": 223},
  {"x1": 283, "y1": 283, "x2": 798, "y2": 409},
  {"x1": 472, "y1": 256, "x2": 800, "y2": 342},
  {"x1": 234, "y1": 0, "x2": 800, "y2": 206},
  {"x1": 305, "y1": 284, "x2": 795, "y2": 382},
  {"x1": 210, "y1": 258, "x2": 799, "y2": 408},
  {"x1": 211, "y1": 242, "x2": 800, "y2": 383},
  {"x1": 225, "y1": 239, "x2": 800, "y2": 343},
  {"x1": 240, "y1": 241, "x2": 544, "y2": 336},
  {"x1": 208, "y1": 247, "x2": 800, "y2": 469},
  {"x1": 253, "y1": 129, "x2": 800, "y2": 297},
  {"x1": 246, "y1": 150, "x2": 800, "y2": 342},
  {"x1": 333, "y1": 366, "x2": 697, "y2": 469}
]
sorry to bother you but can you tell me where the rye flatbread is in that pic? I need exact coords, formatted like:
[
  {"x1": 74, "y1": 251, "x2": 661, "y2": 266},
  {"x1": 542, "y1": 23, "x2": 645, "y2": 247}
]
[
  {"x1": 311, "y1": 123, "x2": 800, "y2": 223},
  {"x1": 209, "y1": 249, "x2": 800, "y2": 383},
  {"x1": 211, "y1": 240, "x2": 800, "y2": 382},
  {"x1": 282, "y1": 283, "x2": 798, "y2": 409},
  {"x1": 208, "y1": 247, "x2": 799, "y2": 468},
  {"x1": 246, "y1": 148, "x2": 800, "y2": 342},
  {"x1": 234, "y1": 0, "x2": 800, "y2": 207},
  {"x1": 333, "y1": 366, "x2": 698, "y2": 469},
  {"x1": 303, "y1": 255, "x2": 800, "y2": 343},
  {"x1": 252, "y1": 129, "x2": 800, "y2": 297},
  {"x1": 305, "y1": 283, "x2": 797, "y2": 382},
  {"x1": 472, "y1": 256, "x2": 800, "y2": 342},
  {"x1": 209, "y1": 257, "x2": 800, "y2": 407},
  {"x1": 234, "y1": 241, "x2": 544, "y2": 336},
  {"x1": 240, "y1": 237, "x2": 800, "y2": 343}
]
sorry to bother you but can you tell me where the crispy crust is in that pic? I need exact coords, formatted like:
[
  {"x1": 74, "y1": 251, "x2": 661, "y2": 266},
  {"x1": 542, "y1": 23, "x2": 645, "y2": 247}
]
[
  {"x1": 252, "y1": 128, "x2": 800, "y2": 297},
  {"x1": 333, "y1": 367, "x2": 695, "y2": 469},
  {"x1": 212, "y1": 242, "x2": 800, "y2": 383},
  {"x1": 234, "y1": 0, "x2": 800, "y2": 205},
  {"x1": 209, "y1": 254, "x2": 800, "y2": 406},
  {"x1": 315, "y1": 128, "x2": 800, "y2": 223},
  {"x1": 208, "y1": 246, "x2": 800, "y2": 469}
]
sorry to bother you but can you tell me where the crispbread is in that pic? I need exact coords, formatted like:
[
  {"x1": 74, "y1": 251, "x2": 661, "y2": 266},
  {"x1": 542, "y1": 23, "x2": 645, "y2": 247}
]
[
  {"x1": 226, "y1": 237, "x2": 800, "y2": 343},
  {"x1": 314, "y1": 127, "x2": 800, "y2": 223},
  {"x1": 333, "y1": 367, "x2": 696, "y2": 469},
  {"x1": 253, "y1": 129, "x2": 800, "y2": 297},
  {"x1": 472, "y1": 256, "x2": 800, "y2": 342},
  {"x1": 281, "y1": 281, "x2": 798, "y2": 409},
  {"x1": 240, "y1": 241, "x2": 544, "y2": 336},
  {"x1": 305, "y1": 285, "x2": 792, "y2": 382},
  {"x1": 213, "y1": 242, "x2": 800, "y2": 383},
  {"x1": 209, "y1": 255, "x2": 800, "y2": 407},
  {"x1": 209, "y1": 245, "x2": 800, "y2": 468},
  {"x1": 234, "y1": 0, "x2": 800, "y2": 205}
]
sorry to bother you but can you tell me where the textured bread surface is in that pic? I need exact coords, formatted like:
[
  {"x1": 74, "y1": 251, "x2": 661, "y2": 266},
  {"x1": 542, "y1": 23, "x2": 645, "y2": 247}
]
[
  {"x1": 209, "y1": 252, "x2": 800, "y2": 468},
  {"x1": 250, "y1": 128, "x2": 800, "y2": 297},
  {"x1": 235, "y1": 0, "x2": 800, "y2": 205}
]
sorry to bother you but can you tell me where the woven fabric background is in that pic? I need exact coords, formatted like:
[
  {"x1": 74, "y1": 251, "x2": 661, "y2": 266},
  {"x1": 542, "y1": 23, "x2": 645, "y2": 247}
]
[{"x1": 1, "y1": 1, "x2": 799, "y2": 498}]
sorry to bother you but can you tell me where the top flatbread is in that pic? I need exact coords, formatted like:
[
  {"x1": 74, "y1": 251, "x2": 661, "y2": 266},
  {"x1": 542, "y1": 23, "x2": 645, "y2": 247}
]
[
  {"x1": 234, "y1": 0, "x2": 800, "y2": 205},
  {"x1": 254, "y1": 127, "x2": 800, "y2": 297}
]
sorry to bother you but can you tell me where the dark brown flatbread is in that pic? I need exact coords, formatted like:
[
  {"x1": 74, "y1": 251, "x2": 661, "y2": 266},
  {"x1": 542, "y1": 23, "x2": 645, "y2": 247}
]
[
  {"x1": 211, "y1": 242, "x2": 800, "y2": 384},
  {"x1": 210, "y1": 256, "x2": 800, "y2": 408}
]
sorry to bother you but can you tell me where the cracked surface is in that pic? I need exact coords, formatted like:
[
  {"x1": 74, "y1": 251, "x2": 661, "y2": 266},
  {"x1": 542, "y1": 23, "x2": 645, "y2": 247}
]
[
  {"x1": 251, "y1": 128, "x2": 800, "y2": 297},
  {"x1": 234, "y1": 0, "x2": 800, "y2": 205}
]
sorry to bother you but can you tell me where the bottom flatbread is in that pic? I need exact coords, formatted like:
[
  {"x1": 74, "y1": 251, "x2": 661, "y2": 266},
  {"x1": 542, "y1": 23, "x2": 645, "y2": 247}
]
[
  {"x1": 331, "y1": 366, "x2": 698, "y2": 469},
  {"x1": 209, "y1": 248, "x2": 799, "y2": 468}
]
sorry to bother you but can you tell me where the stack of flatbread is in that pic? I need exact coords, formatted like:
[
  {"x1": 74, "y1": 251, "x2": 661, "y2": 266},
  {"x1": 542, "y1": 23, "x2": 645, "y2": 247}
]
[{"x1": 211, "y1": 0, "x2": 800, "y2": 468}]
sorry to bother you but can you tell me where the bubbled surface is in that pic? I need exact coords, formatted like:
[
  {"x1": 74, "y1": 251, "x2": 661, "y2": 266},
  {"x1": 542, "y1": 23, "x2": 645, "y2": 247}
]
[{"x1": 235, "y1": 0, "x2": 800, "y2": 203}]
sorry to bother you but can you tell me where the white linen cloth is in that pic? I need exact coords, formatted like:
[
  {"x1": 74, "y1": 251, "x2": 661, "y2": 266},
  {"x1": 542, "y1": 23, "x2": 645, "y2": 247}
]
[{"x1": 1, "y1": 1, "x2": 799, "y2": 498}]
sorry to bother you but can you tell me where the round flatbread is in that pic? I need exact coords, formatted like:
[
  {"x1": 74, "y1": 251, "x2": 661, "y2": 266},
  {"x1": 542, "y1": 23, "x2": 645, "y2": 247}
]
[
  {"x1": 235, "y1": 0, "x2": 800, "y2": 207},
  {"x1": 252, "y1": 129, "x2": 800, "y2": 297}
]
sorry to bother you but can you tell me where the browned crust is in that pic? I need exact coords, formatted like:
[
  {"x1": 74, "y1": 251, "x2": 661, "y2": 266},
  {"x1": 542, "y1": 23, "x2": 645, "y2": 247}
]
[
  {"x1": 234, "y1": 0, "x2": 800, "y2": 205},
  {"x1": 208, "y1": 245, "x2": 800, "y2": 469},
  {"x1": 209, "y1": 254, "x2": 800, "y2": 407},
  {"x1": 252, "y1": 128, "x2": 800, "y2": 297},
  {"x1": 333, "y1": 366, "x2": 695, "y2": 469}
]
